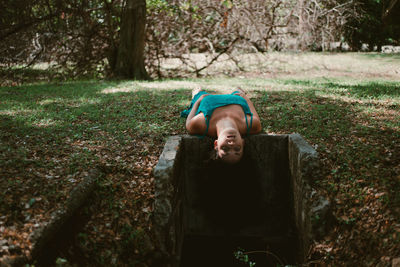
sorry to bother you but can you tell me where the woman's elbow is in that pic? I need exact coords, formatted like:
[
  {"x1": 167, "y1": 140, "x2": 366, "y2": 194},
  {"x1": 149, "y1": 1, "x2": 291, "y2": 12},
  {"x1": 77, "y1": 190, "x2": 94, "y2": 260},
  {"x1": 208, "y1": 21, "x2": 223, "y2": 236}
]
[
  {"x1": 187, "y1": 127, "x2": 195, "y2": 135},
  {"x1": 252, "y1": 119, "x2": 262, "y2": 134},
  {"x1": 186, "y1": 123, "x2": 193, "y2": 134},
  {"x1": 186, "y1": 122, "x2": 199, "y2": 135}
]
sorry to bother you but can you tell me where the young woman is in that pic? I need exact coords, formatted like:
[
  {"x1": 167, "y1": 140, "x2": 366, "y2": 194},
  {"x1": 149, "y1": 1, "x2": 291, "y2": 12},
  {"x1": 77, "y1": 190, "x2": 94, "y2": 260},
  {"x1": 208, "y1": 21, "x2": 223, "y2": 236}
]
[{"x1": 181, "y1": 88, "x2": 262, "y2": 164}]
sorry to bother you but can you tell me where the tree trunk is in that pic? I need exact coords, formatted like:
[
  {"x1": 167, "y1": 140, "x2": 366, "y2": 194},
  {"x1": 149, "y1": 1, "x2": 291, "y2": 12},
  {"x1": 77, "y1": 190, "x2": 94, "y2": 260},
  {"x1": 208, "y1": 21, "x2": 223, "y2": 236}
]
[
  {"x1": 297, "y1": 0, "x2": 308, "y2": 51},
  {"x1": 113, "y1": 0, "x2": 149, "y2": 80}
]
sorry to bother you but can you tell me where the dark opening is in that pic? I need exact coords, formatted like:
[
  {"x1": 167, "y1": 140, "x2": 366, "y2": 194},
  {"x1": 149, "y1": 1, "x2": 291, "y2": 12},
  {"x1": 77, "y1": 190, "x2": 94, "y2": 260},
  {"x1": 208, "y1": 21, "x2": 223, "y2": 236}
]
[
  {"x1": 179, "y1": 138, "x2": 298, "y2": 267},
  {"x1": 180, "y1": 235, "x2": 297, "y2": 267}
]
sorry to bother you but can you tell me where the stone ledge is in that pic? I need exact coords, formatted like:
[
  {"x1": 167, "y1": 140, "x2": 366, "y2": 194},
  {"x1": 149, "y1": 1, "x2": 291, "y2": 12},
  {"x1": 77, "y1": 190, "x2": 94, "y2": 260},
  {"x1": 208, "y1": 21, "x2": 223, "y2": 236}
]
[{"x1": 154, "y1": 134, "x2": 331, "y2": 266}]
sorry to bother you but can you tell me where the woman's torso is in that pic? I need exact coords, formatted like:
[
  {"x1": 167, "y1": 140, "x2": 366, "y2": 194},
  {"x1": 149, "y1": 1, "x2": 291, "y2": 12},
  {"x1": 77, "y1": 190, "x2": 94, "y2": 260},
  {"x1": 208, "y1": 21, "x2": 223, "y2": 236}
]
[{"x1": 203, "y1": 104, "x2": 251, "y2": 137}]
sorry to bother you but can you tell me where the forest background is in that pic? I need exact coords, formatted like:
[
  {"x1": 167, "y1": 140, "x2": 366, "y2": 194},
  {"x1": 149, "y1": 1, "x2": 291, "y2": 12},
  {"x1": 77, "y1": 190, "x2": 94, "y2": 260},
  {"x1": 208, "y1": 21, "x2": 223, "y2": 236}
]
[{"x1": 1, "y1": 0, "x2": 400, "y2": 82}]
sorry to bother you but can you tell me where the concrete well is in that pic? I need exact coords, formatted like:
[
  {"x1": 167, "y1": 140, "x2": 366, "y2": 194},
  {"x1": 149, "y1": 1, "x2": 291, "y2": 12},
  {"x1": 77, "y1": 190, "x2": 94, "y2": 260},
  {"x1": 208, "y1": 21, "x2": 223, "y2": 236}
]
[{"x1": 153, "y1": 134, "x2": 327, "y2": 267}]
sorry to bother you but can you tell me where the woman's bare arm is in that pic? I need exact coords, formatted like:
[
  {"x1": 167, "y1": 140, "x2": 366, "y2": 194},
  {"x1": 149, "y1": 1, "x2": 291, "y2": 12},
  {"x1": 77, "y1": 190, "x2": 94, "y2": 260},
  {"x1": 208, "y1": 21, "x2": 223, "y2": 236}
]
[{"x1": 185, "y1": 94, "x2": 208, "y2": 134}]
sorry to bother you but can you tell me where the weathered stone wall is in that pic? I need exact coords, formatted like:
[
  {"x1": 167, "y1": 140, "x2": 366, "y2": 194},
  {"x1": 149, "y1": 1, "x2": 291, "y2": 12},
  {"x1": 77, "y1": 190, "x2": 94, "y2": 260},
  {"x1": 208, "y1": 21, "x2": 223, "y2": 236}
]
[
  {"x1": 153, "y1": 134, "x2": 330, "y2": 266},
  {"x1": 288, "y1": 134, "x2": 319, "y2": 260},
  {"x1": 153, "y1": 135, "x2": 184, "y2": 266}
]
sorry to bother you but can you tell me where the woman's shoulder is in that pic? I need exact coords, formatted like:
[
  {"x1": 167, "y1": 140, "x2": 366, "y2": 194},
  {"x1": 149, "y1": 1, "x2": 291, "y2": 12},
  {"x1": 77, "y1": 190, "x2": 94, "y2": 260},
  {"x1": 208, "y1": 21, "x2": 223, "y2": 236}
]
[{"x1": 186, "y1": 113, "x2": 207, "y2": 135}]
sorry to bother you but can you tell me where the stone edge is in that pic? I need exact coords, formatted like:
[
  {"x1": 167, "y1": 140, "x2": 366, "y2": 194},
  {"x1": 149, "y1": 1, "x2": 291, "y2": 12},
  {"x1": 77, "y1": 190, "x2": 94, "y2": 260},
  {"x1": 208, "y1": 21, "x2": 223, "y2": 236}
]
[
  {"x1": 153, "y1": 135, "x2": 183, "y2": 265},
  {"x1": 0, "y1": 169, "x2": 101, "y2": 267},
  {"x1": 288, "y1": 133, "x2": 330, "y2": 262}
]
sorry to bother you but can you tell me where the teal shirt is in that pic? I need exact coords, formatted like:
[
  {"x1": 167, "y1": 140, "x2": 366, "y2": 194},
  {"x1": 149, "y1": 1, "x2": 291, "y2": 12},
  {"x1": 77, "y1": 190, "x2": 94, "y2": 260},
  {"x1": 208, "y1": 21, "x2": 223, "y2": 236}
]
[{"x1": 181, "y1": 91, "x2": 253, "y2": 136}]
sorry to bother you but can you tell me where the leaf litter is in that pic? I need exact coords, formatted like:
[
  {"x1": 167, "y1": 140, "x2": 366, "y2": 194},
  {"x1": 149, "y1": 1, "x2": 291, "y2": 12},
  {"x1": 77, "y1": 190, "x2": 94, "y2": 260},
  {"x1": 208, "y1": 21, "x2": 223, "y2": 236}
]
[{"x1": 1, "y1": 72, "x2": 400, "y2": 265}]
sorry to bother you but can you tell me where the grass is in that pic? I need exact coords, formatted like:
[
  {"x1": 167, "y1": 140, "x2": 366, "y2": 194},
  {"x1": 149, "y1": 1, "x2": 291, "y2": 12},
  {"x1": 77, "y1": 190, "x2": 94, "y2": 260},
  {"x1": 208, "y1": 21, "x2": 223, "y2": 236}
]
[
  {"x1": 1, "y1": 52, "x2": 400, "y2": 265},
  {"x1": 0, "y1": 81, "x2": 188, "y2": 183}
]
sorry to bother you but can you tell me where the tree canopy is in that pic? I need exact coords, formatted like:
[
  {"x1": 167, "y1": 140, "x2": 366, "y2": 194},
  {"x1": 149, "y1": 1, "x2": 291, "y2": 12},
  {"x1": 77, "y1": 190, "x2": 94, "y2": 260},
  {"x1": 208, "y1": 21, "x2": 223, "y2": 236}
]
[
  {"x1": 1, "y1": 0, "x2": 399, "y2": 80},
  {"x1": 344, "y1": 0, "x2": 400, "y2": 50}
]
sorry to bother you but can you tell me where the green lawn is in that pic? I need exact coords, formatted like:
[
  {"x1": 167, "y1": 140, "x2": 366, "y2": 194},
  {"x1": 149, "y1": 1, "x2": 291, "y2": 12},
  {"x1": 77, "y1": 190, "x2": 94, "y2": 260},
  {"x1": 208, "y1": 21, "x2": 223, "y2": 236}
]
[{"x1": 1, "y1": 52, "x2": 399, "y2": 265}]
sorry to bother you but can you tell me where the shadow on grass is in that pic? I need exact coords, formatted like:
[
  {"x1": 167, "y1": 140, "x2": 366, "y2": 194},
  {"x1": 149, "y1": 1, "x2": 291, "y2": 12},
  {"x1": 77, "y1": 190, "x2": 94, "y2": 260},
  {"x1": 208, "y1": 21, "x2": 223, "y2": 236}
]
[
  {"x1": 0, "y1": 80, "x2": 114, "y2": 101},
  {"x1": 1, "y1": 78, "x2": 399, "y2": 265},
  {"x1": 0, "y1": 82, "x2": 191, "y2": 235},
  {"x1": 327, "y1": 81, "x2": 400, "y2": 98},
  {"x1": 2, "y1": 80, "x2": 400, "y2": 198},
  {"x1": 0, "y1": 67, "x2": 61, "y2": 86},
  {"x1": 0, "y1": 81, "x2": 190, "y2": 138},
  {"x1": 254, "y1": 86, "x2": 400, "y2": 216},
  {"x1": 279, "y1": 78, "x2": 400, "y2": 99}
]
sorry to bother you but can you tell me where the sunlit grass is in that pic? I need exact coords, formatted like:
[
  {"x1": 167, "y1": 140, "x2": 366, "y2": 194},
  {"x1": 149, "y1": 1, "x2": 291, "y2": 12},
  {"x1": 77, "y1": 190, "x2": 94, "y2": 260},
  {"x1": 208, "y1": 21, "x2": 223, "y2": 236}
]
[
  {"x1": 33, "y1": 118, "x2": 58, "y2": 127},
  {"x1": 1, "y1": 76, "x2": 398, "y2": 140}
]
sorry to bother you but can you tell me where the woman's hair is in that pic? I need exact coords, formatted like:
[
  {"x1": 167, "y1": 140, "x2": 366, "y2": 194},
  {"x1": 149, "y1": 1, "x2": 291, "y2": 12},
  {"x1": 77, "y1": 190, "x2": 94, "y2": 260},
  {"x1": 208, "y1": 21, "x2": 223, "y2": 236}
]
[
  {"x1": 209, "y1": 147, "x2": 220, "y2": 161},
  {"x1": 205, "y1": 137, "x2": 245, "y2": 165}
]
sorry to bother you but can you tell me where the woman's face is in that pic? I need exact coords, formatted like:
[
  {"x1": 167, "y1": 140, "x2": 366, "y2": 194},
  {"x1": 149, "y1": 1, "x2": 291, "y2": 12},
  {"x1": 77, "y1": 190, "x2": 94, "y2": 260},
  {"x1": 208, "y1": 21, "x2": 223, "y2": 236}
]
[{"x1": 214, "y1": 131, "x2": 244, "y2": 164}]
